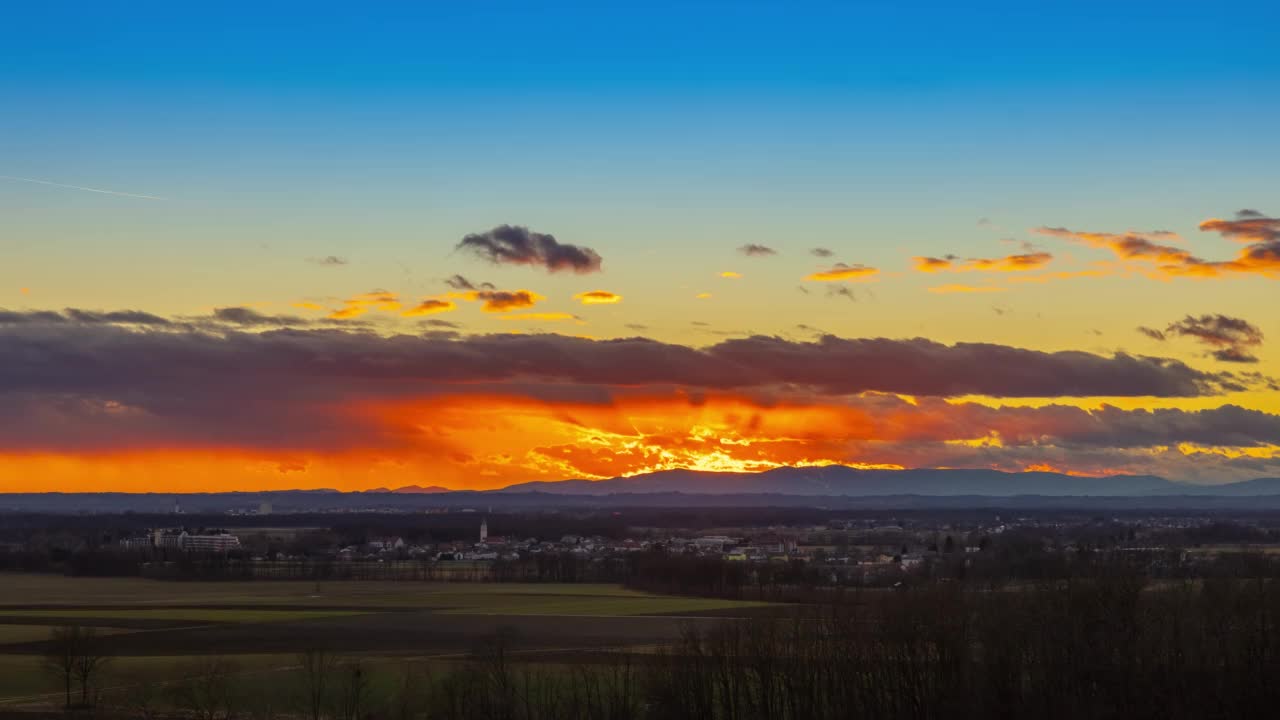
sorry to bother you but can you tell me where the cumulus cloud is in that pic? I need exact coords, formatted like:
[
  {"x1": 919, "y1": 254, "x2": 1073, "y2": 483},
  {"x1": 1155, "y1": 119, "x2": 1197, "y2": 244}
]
[
  {"x1": 329, "y1": 290, "x2": 401, "y2": 320},
  {"x1": 738, "y1": 244, "x2": 777, "y2": 257},
  {"x1": 927, "y1": 284, "x2": 1007, "y2": 294},
  {"x1": 457, "y1": 225, "x2": 602, "y2": 274},
  {"x1": 0, "y1": 316, "x2": 1254, "y2": 403},
  {"x1": 210, "y1": 307, "x2": 308, "y2": 326},
  {"x1": 495, "y1": 312, "x2": 580, "y2": 322},
  {"x1": 573, "y1": 290, "x2": 622, "y2": 305},
  {"x1": 0, "y1": 308, "x2": 170, "y2": 326},
  {"x1": 63, "y1": 309, "x2": 173, "y2": 325},
  {"x1": 1036, "y1": 210, "x2": 1280, "y2": 278},
  {"x1": 1, "y1": 317, "x2": 1275, "y2": 474},
  {"x1": 1162, "y1": 314, "x2": 1265, "y2": 363},
  {"x1": 470, "y1": 289, "x2": 542, "y2": 312},
  {"x1": 420, "y1": 318, "x2": 461, "y2": 329},
  {"x1": 913, "y1": 252, "x2": 1053, "y2": 273},
  {"x1": 444, "y1": 274, "x2": 494, "y2": 291},
  {"x1": 806, "y1": 263, "x2": 879, "y2": 282},
  {"x1": 402, "y1": 299, "x2": 457, "y2": 317}
]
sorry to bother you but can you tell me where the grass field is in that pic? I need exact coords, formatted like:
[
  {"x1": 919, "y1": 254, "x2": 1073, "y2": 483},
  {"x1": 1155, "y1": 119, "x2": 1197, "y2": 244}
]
[
  {"x1": 0, "y1": 573, "x2": 771, "y2": 705},
  {"x1": 0, "y1": 575, "x2": 768, "y2": 616},
  {"x1": 0, "y1": 609, "x2": 368, "y2": 623}
]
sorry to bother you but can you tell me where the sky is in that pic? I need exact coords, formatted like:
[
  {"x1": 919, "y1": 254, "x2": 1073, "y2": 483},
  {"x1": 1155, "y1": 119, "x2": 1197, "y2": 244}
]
[{"x1": 1, "y1": 1, "x2": 1278, "y2": 492}]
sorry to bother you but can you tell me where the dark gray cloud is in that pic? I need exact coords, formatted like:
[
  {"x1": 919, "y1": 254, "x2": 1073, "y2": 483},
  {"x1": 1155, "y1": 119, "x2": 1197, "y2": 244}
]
[
  {"x1": 0, "y1": 315, "x2": 1274, "y2": 455},
  {"x1": 738, "y1": 244, "x2": 778, "y2": 257},
  {"x1": 444, "y1": 274, "x2": 494, "y2": 291},
  {"x1": 457, "y1": 225, "x2": 602, "y2": 273},
  {"x1": 810, "y1": 248, "x2": 834, "y2": 258},
  {"x1": 1, "y1": 308, "x2": 171, "y2": 326},
  {"x1": 1164, "y1": 314, "x2": 1264, "y2": 363},
  {"x1": 420, "y1": 318, "x2": 461, "y2": 329},
  {"x1": 211, "y1": 307, "x2": 309, "y2": 327}
]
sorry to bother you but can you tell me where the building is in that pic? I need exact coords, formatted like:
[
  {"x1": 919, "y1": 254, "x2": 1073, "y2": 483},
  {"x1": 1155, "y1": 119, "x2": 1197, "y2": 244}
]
[
  {"x1": 480, "y1": 518, "x2": 488, "y2": 543},
  {"x1": 184, "y1": 532, "x2": 241, "y2": 552},
  {"x1": 257, "y1": 502, "x2": 273, "y2": 515},
  {"x1": 151, "y1": 528, "x2": 240, "y2": 552}
]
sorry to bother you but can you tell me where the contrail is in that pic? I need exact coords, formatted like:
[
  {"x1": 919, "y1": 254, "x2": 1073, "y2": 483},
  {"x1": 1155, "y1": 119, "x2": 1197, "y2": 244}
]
[{"x1": 0, "y1": 175, "x2": 166, "y2": 200}]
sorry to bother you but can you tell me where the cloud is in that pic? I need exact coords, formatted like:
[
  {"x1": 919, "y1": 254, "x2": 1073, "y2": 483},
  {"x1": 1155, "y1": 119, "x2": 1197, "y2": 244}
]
[
  {"x1": 4, "y1": 316, "x2": 1278, "y2": 486},
  {"x1": 927, "y1": 284, "x2": 1007, "y2": 294},
  {"x1": 1163, "y1": 314, "x2": 1264, "y2": 363},
  {"x1": 457, "y1": 225, "x2": 602, "y2": 274},
  {"x1": 444, "y1": 274, "x2": 494, "y2": 291},
  {"x1": 420, "y1": 318, "x2": 461, "y2": 329},
  {"x1": 402, "y1": 299, "x2": 457, "y2": 317},
  {"x1": 573, "y1": 290, "x2": 622, "y2": 305},
  {"x1": 495, "y1": 312, "x2": 580, "y2": 322},
  {"x1": 913, "y1": 252, "x2": 1053, "y2": 273},
  {"x1": 307, "y1": 256, "x2": 349, "y2": 266},
  {"x1": 719, "y1": 271, "x2": 742, "y2": 279},
  {"x1": 0, "y1": 318, "x2": 1253, "y2": 406},
  {"x1": 738, "y1": 244, "x2": 777, "y2": 257},
  {"x1": 624, "y1": 323, "x2": 649, "y2": 331},
  {"x1": 810, "y1": 247, "x2": 834, "y2": 258},
  {"x1": 63, "y1": 309, "x2": 173, "y2": 325},
  {"x1": 210, "y1": 307, "x2": 307, "y2": 326},
  {"x1": 470, "y1": 289, "x2": 542, "y2": 312},
  {"x1": 328, "y1": 290, "x2": 401, "y2": 320},
  {"x1": 1036, "y1": 210, "x2": 1280, "y2": 278},
  {"x1": 806, "y1": 263, "x2": 879, "y2": 282},
  {"x1": 695, "y1": 292, "x2": 713, "y2": 299},
  {"x1": 0, "y1": 174, "x2": 165, "y2": 201},
  {"x1": 1137, "y1": 326, "x2": 1167, "y2": 341}
]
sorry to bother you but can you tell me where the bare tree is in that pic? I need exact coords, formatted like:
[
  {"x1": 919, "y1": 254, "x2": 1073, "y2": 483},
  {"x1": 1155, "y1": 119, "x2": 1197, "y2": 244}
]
[
  {"x1": 171, "y1": 656, "x2": 241, "y2": 720},
  {"x1": 334, "y1": 660, "x2": 372, "y2": 720},
  {"x1": 43, "y1": 625, "x2": 83, "y2": 709},
  {"x1": 297, "y1": 647, "x2": 338, "y2": 720},
  {"x1": 72, "y1": 627, "x2": 111, "y2": 706}
]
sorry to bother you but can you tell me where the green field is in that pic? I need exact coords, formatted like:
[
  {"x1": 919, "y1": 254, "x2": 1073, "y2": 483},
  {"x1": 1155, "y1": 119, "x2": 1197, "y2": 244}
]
[
  {"x1": 0, "y1": 609, "x2": 367, "y2": 623},
  {"x1": 0, "y1": 574, "x2": 768, "y2": 616},
  {"x1": 0, "y1": 573, "x2": 771, "y2": 706}
]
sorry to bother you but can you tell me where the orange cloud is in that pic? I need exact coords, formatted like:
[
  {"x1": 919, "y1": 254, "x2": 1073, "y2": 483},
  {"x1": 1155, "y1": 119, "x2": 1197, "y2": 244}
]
[
  {"x1": 720, "y1": 271, "x2": 742, "y2": 279},
  {"x1": 928, "y1": 284, "x2": 1008, "y2": 294},
  {"x1": 7, "y1": 392, "x2": 1277, "y2": 492},
  {"x1": 806, "y1": 263, "x2": 879, "y2": 282},
  {"x1": 496, "y1": 312, "x2": 579, "y2": 322},
  {"x1": 402, "y1": 299, "x2": 457, "y2": 317},
  {"x1": 573, "y1": 290, "x2": 622, "y2": 305},
  {"x1": 695, "y1": 292, "x2": 712, "y2": 299},
  {"x1": 328, "y1": 290, "x2": 401, "y2": 319},
  {"x1": 293, "y1": 301, "x2": 326, "y2": 312},
  {"x1": 1035, "y1": 211, "x2": 1280, "y2": 279},
  {"x1": 467, "y1": 289, "x2": 543, "y2": 312},
  {"x1": 914, "y1": 252, "x2": 1052, "y2": 273}
]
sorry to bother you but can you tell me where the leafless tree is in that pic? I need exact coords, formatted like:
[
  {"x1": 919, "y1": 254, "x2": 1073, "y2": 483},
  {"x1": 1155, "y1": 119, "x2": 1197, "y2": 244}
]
[
  {"x1": 171, "y1": 656, "x2": 241, "y2": 720},
  {"x1": 297, "y1": 647, "x2": 338, "y2": 720},
  {"x1": 43, "y1": 624, "x2": 83, "y2": 709}
]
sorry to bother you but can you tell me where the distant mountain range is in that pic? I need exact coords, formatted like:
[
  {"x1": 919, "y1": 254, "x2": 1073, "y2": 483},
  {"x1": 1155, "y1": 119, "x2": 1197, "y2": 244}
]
[
  {"x1": 498, "y1": 466, "x2": 1280, "y2": 498},
  {"x1": 5, "y1": 467, "x2": 1280, "y2": 514},
  {"x1": 366, "y1": 485, "x2": 453, "y2": 494}
]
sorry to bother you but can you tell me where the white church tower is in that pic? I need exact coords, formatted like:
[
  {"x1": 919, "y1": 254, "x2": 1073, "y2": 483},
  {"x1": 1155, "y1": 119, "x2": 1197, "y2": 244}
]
[{"x1": 479, "y1": 518, "x2": 488, "y2": 544}]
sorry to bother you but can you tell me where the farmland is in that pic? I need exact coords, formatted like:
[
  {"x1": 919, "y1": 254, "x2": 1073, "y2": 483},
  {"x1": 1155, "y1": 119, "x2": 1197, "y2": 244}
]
[{"x1": 0, "y1": 574, "x2": 771, "y2": 706}]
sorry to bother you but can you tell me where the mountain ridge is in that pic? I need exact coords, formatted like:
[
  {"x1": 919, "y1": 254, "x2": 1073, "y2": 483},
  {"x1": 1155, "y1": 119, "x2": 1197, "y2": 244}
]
[{"x1": 495, "y1": 466, "x2": 1279, "y2": 497}]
